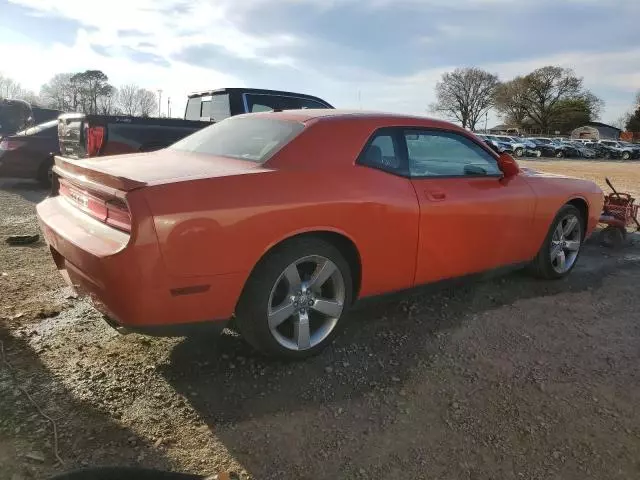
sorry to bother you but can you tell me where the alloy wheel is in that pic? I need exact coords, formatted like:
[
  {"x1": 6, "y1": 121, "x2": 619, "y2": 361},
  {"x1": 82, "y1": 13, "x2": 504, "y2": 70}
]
[
  {"x1": 267, "y1": 255, "x2": 345, "y2": 351},
  {"x1": 549, "y1": 214, "x2": 581, "y2": 274}
]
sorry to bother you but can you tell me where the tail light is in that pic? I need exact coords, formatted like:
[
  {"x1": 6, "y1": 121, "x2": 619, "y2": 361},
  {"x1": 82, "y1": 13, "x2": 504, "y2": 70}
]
[
  {"x1": 59, "y1": 179, "x2": 131, "y2": 233},
  {"x1": 0, "y1": 139, "x2": 26, "y2": 151},
  {"x1": 84, "y1": 125, "x2": 105, "y2": 157},
  {"x1": 105, "y1": 198, "x2": 131, "y2": 232}
]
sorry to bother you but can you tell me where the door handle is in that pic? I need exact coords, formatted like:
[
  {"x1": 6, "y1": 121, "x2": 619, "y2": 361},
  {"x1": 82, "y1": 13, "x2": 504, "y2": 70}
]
[{"x1": 425, "y1": 190, "x2": 446, "y2": 201}]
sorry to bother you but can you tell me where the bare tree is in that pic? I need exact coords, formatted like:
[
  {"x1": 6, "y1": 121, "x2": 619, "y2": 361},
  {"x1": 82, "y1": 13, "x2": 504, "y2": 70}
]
[
  {"x1": 430, "y1": 68, "x2": 500, "y2": 130},
  {"x1": 116, "y1": 84, "x2": 157, "y2": 116},
  {"x1": 612, "y1": 113, "x2": 631, "y2": 131},
  {"x1": 137, "y1": 89, "x2": 157, "y2": 117},
  {"x1": 494, "y1": 77, "x2": 530, "y2": 127},
  {"x1": 0, "y1": 73, "x2": 39, "y2": 103},
  {"x1": 40, "y1": 73, "x2": 79, "y2": 111},
  {"x1": 116, "y1": 84, "x2": 138, "y2": 115}
]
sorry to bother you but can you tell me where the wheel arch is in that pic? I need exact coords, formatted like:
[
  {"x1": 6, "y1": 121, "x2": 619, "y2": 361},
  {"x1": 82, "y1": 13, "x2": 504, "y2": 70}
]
[
  {"x1": 566, "y1": 196, "x2": 589, "y2": 235},
  {"x1": 247, "y1": 229, "x2": 363, "y2": 303}
]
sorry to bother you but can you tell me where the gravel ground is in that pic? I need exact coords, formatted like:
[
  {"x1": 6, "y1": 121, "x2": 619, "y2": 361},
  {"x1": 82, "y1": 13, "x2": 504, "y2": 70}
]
[{"x1": 1, "y1": 160, "x2": 640, "y2": 480}]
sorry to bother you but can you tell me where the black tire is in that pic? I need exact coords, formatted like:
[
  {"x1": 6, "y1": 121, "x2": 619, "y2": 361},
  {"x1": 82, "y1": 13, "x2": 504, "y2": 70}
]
[
  {"x1": 515, "y1": 147, "x2": 524, "y2": 157},
  {"x1": 622, "y1": 151, "x2": 631, "y2": 161},
  {"x1": 235, "y1": 237, "x2": 353, "y2": 359},
  {"x1": 555, "y1": 150, "x2": 564, "y2": 158},
  {"x1": 528, "y1": 204, "x2": 584, "y2": 279},
  {"x1": 37, "y1": 157, "x2": 54, "y2": 187}
]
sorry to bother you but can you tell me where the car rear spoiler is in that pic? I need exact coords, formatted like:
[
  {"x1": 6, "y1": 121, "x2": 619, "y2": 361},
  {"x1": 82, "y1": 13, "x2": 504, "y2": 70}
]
[{"x1": 53, "y1": 156, "x2": 146, "y2": 196}]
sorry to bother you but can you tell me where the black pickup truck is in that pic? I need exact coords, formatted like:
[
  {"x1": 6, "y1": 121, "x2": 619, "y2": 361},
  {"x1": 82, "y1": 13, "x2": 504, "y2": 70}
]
[{"x1": 58, "y1": 88, "x2": 334, "y2": 159}]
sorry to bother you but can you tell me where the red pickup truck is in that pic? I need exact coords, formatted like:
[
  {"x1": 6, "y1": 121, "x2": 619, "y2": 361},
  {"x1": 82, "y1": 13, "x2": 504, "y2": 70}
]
[{"x1": 57, "y1": 88, "x2": 334, "y2": 159}]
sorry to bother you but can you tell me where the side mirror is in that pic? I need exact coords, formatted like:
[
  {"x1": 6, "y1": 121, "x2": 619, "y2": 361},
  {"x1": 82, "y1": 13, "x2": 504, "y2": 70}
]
[{"x1": 497, "y1": 152, "x2": 520, "y2": 178}]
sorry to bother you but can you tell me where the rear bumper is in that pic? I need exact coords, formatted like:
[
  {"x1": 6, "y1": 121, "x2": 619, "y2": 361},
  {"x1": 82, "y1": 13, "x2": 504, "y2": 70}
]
[{"x1": 37, "y1": 196, "x2": 245, "y2": 332}]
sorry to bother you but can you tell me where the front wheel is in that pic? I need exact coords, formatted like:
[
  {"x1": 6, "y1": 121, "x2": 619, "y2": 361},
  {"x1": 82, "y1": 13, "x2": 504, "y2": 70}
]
[
  {"x1": 622, "y1": 151, "x2": 631, "y2": 160},
  {"x1": 555, "y1": 150, "x2": 564, "y2": 158},
  {"x1": 514, "y1": 147, "x2": 524, "y2": 157},
  {"x1": 235, "y1": 237, "x2": 353, "y2": 359},
  {"x1": 529, "y1": 205, "x2": 583, "y2": 279}
]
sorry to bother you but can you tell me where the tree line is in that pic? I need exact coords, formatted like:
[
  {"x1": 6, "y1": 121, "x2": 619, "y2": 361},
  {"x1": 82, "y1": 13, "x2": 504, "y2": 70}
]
[
  {"x1": 430, "y1": 65, "x2": 604, "y2": 134},
  {"x1": 1, "y1": 70, "x2": 157, "y2": 117}
]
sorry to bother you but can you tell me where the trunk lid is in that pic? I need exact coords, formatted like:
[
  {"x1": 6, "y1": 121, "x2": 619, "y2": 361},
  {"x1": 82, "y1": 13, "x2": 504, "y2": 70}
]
[{"x1": 54, "y1": 150, "x2": 270, "y2": 192}]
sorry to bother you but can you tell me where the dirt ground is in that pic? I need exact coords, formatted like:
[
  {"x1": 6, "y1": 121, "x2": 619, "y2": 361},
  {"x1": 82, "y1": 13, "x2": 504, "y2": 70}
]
[
  {"x1": 519, "y1": 158, "x2": 640, "y2": 199},
  {"x1": 1, "y1": 159, "x2": 640, "y2": 480}
]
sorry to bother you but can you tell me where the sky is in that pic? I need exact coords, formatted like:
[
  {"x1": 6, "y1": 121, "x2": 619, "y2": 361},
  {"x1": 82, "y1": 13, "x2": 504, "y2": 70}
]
[{"x1": 0, "y1": 0, "x2": 639, "y2": 125}]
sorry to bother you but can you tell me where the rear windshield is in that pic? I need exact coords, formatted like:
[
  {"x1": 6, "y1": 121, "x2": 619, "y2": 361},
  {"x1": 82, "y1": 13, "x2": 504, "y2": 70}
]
[
  {"x1": 185, "y1": 93, "x2": 231, "y2": 122},
  {"x1": 170, "y1": 117, "x2": 304, "y2": 163}
]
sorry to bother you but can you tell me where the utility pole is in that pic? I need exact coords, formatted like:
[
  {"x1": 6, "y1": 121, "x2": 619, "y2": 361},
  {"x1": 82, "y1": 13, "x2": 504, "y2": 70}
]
[
  {"x1": 157, "y1": 89, "x2": 162, "y2": 117},
  {"x1": 167, "y1": 97, "x2": 171, "y2": 118},
  {"x1": 484, "y1": 112, "x2": 488, "y2": 133}
]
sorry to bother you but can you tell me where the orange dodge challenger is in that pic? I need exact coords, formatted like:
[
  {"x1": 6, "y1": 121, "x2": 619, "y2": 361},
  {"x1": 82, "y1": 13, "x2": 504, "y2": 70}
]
[{"x1": 37, "y1": 110, "x2": 603, "y2": 358}]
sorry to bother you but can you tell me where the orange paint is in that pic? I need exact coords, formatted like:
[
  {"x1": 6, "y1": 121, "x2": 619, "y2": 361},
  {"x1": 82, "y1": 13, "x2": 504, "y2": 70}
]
[{"x1": 37, "y1": 111, "x2": 604, "y2": 330}]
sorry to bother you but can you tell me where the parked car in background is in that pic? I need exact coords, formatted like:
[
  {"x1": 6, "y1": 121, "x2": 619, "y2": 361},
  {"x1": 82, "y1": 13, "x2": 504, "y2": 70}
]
[
  {"x1": 528, "y1": 138, "x2": 561, "y2": 157},
  {"x1": 38, "y1": 110, "x2": 603, "y2": 358},
  {"x1": 494, "y1": 135, "x2": 527, "y2": 157},
  {"x1": 618, "y1": 141, "x2": 640, "y2": 159},
  {"x1": 0, "y1": 120, "x2": 58, "y2": 185},
  {"x1": 477, "y1": 134, "x2": 514, "y2": 154},
  {"x1": 561, "y1": 141, "x2": 596, "y2": 159},
  {"x1": 0, "y1": 98, "x2": 33, "y2": 137},
  {"x1": 599, "y1": 140, "x2": 637, "y2": 160},
  {"x1": 584, "y1": 142, "x2": 622, "y2": 159},
  {"x1": 551, "y1": 141, "x2": 582, "y2": 158},
  {"x1": 58, "y1": 88, "x2": 334, "y2": 159}
]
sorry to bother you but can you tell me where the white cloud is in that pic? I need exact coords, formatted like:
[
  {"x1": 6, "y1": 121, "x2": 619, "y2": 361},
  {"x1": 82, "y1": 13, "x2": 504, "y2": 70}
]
[{"x1": 2, "y1": 0, "x2": 639, "y2": 124}]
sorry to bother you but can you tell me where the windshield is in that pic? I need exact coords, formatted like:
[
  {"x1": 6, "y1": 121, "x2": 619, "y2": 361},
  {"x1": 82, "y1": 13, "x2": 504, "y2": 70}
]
[{"x1": 170, "y1": 116, "x2": 304, "y2": 163}]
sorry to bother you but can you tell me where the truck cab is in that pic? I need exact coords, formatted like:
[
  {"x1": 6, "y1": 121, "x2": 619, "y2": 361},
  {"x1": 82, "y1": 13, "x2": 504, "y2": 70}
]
[{"x1": 184, "y1": 88, "x2": 334, "y2": 122}]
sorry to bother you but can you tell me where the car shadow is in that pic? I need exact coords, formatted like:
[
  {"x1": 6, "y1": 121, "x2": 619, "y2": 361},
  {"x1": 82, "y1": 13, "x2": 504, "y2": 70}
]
[
  {"x1": 0, "y1": 178, "x2": 50, "y2": 203},
  {"x1": 0, "y1": 324, "x2": 173, "y2": 480},
  {"x1": 159, "y1": 239, "x2": 640, "y2": 477}
]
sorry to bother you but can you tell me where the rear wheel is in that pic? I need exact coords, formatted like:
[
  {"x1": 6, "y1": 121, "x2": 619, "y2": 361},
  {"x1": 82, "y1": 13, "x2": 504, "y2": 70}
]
[
  {"x1": 555, "y1": 150, "x2": 564, "y2": 158},
  {"x1": 235, "y1": 237, "x2": 353, "y2": 359},
  {"x1": 37, "y1": 157, "x2": 54, "y2": 187},
  {"x1": 622, "y1": 151, "x2": 631, "y2": 160},
  {"x1": 529, "y1": 205, "x2": 583, "y2": 279}
]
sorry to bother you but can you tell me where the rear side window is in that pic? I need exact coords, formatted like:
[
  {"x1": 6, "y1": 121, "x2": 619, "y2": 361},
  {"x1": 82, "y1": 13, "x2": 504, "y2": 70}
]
[
  {"x1": 357, "y1": 129, "x2": 406, "y2": 174},
  {"x1": 244, "y1": 94, "x2": 330, "y2": 113},
  {"x1": 185, "y1": 94, "x2": 231, "y2": 122},
  {"x1": 200, "y1": 94, "x2": 231, "y2": 121},
  {"x1": 185, "y1": 97, "x2": 202, "y2": 121},
  {"x1": 170, "y1": 117, "x2": 304, "y2": 163}
]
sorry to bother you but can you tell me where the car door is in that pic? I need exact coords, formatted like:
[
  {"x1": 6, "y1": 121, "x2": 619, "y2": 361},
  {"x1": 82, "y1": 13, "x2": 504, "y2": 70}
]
[{"x1": 404, "y1": 128, "x2": 536, "y2": 285}]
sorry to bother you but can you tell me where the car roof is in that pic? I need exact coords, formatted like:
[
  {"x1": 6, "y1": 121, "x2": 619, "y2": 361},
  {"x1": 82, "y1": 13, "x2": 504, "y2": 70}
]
[{"x1": 238, "y1": 109, "x2": 468, "y2": 130}]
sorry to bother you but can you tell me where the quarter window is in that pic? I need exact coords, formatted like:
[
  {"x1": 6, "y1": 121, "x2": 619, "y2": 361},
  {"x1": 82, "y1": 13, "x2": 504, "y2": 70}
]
[
  {"x1": 405, "y1": 130, "x2": 501, "y2": 177},
  {"x1": 358, "y1": 131, "x2": 403, "y2": 172}
]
